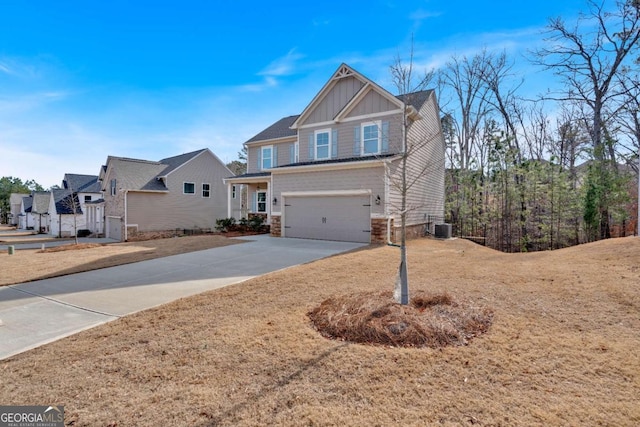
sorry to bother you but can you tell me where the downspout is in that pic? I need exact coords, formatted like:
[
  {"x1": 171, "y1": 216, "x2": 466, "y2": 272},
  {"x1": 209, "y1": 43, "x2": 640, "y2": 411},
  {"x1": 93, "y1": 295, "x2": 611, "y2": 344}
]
[{"x1": 124, "y1": 190, "x2": 128, "y2": 241}]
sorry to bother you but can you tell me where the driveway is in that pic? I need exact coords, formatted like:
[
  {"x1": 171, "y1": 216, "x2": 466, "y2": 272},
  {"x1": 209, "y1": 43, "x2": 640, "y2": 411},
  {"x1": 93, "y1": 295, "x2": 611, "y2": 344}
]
[{"x1": 0, "y1": 235, "x2": 367, "y2": 360}]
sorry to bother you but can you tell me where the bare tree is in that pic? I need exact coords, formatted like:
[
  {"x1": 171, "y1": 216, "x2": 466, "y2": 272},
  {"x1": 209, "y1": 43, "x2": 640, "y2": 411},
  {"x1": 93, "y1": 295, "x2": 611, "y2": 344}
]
[
  {"x1": 388, "y1": 50, "x2": 441, "y2": 305},
  {"x1": 439, "y1": 50, "x2": 494, "y2": 171},
  {"x1": 533, "y1": 0, "x2": 640, "y2": 238}
]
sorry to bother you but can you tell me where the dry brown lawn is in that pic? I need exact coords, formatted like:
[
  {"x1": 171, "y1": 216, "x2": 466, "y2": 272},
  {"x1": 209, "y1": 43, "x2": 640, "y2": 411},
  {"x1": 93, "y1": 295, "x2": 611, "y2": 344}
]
[
  {"x1": 1, "y1": 236, "x2": 639, "y2": 426},
  {"x1": 0, "y1": 235, "x2": 243, "y2": 286}
]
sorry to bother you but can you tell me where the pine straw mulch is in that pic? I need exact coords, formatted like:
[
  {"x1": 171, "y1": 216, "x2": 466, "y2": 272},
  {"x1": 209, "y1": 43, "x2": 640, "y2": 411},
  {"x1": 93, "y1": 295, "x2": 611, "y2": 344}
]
[{"x1": 309, "y1": 290, "x2": 493, "y2": 348}]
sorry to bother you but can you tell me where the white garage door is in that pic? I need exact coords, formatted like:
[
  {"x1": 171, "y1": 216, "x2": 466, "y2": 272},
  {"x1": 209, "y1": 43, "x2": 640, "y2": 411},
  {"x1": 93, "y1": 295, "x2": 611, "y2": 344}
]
[
  {"x1": 283, "y1": 195, "x2": 371, "y2": 243},
  {"x1": 106, "y1": 217, "x2": 122, "y2": 241}
]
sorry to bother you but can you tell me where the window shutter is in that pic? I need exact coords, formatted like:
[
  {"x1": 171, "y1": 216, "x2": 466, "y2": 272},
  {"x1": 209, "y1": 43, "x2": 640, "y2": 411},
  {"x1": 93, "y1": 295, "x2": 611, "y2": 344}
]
[
  {"x1": 308, "y1": 134, "x2": 314, "y2": 160},
  {"x1": 272, "y1": 145, "x2": 278, "y2": 167},
  {"x1": 251, "y1": 192, "x2": 257, "y2": 212},
  {"x1": 353, "y1": 126, "x2": 360, "y2": 156},
  {"x1": 289, "y1": 144, "x2": 295, "y2": 164},
  {"x1": 331, "y1": 129, "x2": 338, "y2": 158},
  {"x1": 381, "y1": 121, "x2": 390, "y2": 153},
  {"x1": 256, "y1": 148, "x2": 261, "y2": 170}
]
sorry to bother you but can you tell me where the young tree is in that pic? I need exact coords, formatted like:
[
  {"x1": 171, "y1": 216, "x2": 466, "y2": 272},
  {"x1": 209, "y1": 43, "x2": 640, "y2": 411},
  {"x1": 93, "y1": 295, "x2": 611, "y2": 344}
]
[{"x1": 388, "y1": 51, "x2": 441, "y2": 304}]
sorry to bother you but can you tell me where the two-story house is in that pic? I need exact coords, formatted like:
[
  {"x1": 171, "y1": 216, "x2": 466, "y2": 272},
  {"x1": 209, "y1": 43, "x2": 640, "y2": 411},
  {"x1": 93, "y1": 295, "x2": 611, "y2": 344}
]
[
  {"x1": 99, "y1": 148, "x2": 238, "y2": 241},
  {"x1": 224, "y1": 63, "x2": 445, "y2": 243}
]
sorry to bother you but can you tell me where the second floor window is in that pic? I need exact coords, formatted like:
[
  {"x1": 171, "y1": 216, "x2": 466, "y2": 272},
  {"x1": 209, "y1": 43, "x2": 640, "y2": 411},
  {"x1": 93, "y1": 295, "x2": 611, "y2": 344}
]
[
  {"x1": 110, "y1": 179, "x2": 116, "y2": 196},
  {"x1": 315, "y1": 130, "x2": 330, "y2": 160},
  {"x1": 202, "y1": 183, "x2": 210, "y2": 198},
  {"x1": 261, "y1": 145, "x2": 272, "y2": 170},
  {"x1": 362, "y1": 122, "x2": 381, "y2": 155},
  {"x1": 184, "y1": 182, "x2": 195, "y2": 194}
]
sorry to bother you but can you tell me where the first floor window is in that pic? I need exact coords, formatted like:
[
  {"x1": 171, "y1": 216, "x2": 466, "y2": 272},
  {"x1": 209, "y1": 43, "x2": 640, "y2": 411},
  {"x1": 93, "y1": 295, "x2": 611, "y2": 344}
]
[
  {"x1": 184, "y1": 182, "x2": 195, "y2": 194},
  {"x1": 257, "y1": 191, "x2": 267, "y2": 213},
  {"x1": 202, "y1": 183, "x2": 210, "y2": 198}
]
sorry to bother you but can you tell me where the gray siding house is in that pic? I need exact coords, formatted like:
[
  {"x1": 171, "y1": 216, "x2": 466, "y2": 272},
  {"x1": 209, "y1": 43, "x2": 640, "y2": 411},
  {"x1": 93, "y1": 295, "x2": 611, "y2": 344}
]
[
  {"x1": 100, "y1": 148, "x2": 238, "y2": 241},
  {"x1": 224, "y1": 63, "x2": 445, "y2": 244}
]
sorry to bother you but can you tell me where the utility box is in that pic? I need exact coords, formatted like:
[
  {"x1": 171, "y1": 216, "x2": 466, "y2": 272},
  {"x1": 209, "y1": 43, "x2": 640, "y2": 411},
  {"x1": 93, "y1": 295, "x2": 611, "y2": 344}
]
[{"x1": 435, "y1": 223, "x2": 452, "y2": 239}]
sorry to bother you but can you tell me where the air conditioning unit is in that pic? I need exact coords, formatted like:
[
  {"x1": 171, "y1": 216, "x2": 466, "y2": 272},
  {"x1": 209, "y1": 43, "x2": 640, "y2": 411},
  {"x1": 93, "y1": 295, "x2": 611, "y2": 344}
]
[{"x1": 434, "y1": 223, "x2": 452, "y2": 239}]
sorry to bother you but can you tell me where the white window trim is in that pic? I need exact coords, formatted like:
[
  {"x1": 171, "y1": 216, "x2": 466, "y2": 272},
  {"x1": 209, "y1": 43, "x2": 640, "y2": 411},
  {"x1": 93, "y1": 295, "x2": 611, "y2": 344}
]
[
  {"x1": 183, "y1": 182, "x2": 196, "y2": 195},
  {"x1": 361, "y1": 120, "x2": 382, "y2": 156},
  {"x1": 261, "y1": 145, "x2": 273, "y2": 170},
  {"x1": 294, "y1": 141, "x2": 299, "y2": 163},
  {"x1": 257, "y1": 190, "x2": 267, "y2": 213},
  {"x1": 315, "y1": 128, "x2": 331, "y2": 160},
  {"x1": 202, "y1": 183, "x2": 211, "y2": 198}
]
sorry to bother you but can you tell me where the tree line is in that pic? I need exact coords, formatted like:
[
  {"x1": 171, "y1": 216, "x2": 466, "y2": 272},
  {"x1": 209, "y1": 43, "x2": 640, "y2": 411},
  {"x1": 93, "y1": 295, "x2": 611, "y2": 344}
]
[{"x1": 435, "y1": 0, "x2": 639, "y2": 251}]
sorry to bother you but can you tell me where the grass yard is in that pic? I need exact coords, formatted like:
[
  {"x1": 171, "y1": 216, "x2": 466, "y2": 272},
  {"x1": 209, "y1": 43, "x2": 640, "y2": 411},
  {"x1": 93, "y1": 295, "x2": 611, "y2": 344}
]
[{"x1": 1, "y1": 236, "x2": 639, "y2": 426}]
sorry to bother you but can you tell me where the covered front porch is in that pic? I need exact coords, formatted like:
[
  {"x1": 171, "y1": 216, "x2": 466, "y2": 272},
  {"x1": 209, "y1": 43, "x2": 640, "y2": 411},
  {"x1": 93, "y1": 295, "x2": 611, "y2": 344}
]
[{"x1": 223, "y1": 172, "x2": 273, "y2": 224}]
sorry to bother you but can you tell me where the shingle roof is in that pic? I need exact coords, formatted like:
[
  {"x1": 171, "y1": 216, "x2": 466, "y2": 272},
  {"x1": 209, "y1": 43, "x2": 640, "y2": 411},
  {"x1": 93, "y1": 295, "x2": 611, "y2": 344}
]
[
  {"x1": 276, "y1": 153, "x2": 397, "y2": 169},
  {"x1": 226, "y1": 171, "x2": 272, "y2": 180},
  {"x1": 22, "y1": 195, "x2": 33, "y2": 213},
  {"x1": 63, "y1": 174, "x2": 101, "y2": 193},
  {"x1": 246, "y1": 115, "x2": 300, "y2": 144},
  {"x1": 158, "y1": 149, "x2": 208, "y2": 176},
  {"x1": 105, "y1": 149, "x2": 210, "y2": 192},
  {"x1": 397, "y1": 89, "x2": 432, "y2": 111},
  {"x1": 106, "y1": 157, "x2": 168, "y2": 191},
  {"x1": 53, "y1": 189, "x2": 82, "y2": 215},
  {"x1": 31, "y1": 192, "x2": 51, "y2": 214},
  {"x1": 246, "y1": 91, "x2": 433, "y2": 145}
]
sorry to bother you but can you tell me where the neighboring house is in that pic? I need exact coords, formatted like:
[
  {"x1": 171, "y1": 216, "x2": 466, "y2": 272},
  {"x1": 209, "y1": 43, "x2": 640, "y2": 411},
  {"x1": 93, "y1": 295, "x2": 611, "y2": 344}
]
[
  {"x1": 99, "y1": 148, "x2": 238, "y2": 241},
  {"x1": 49, "y1": 189, "x2": 84, "y2": 237},
  {"x1": 9, "y1": 193, "x2": 28, "y2": 226},
  {"x1": 20, "y1": 192, "x2": 53, "y2": 233},
  {"x1": 18, "y1": 195, "x2": 33, "y2": 230},
  {"x1": 62, "y1": 173, "x2": 104, "y2": 236},
  {"x1": 224, "y1": 63, "x2": 446, "y2": 244}
]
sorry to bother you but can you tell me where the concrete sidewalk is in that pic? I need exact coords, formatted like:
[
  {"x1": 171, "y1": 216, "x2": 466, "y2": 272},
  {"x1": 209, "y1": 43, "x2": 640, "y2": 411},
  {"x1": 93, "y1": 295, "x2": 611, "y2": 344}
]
[{"x1": 0, "y1": 235, "x2": 367, "y2": 360}]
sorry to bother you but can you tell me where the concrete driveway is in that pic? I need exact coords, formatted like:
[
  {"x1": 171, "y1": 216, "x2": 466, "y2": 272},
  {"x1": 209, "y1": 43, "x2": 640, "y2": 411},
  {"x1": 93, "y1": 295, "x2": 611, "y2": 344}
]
[{"x1": 0, "y1": 235, "x2": 367, "y2": 360}]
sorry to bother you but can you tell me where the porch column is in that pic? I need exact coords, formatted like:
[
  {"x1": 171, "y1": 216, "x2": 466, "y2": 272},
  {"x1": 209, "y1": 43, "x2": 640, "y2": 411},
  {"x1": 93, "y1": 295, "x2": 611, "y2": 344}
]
[{"x1": 227, "y1": 183, "x2": 232, "y2": 218}]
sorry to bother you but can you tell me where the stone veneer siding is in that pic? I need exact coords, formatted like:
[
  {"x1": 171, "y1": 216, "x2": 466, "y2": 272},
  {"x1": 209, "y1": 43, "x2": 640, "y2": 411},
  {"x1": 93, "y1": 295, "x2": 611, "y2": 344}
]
[{"x1": 270, "y1": 215, "x2": 281, "y2": 237}]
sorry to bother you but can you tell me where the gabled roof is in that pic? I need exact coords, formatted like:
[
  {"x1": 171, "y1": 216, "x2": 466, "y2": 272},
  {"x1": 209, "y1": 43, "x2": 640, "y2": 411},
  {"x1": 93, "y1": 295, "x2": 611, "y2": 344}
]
[
  {"x1": 246, "y1": 115, "x2": 299, "y2": 144},
  {"x1": 102, "y1": 148, "x2": 220, "y2": 192},
  {"x1": 157, "y1": 149, "x2": 209, "y2": 177},
  {"x1": 103, "y1": 156, "x2": 168, "y2": 192},
  {"x1": 22, "y1": 195, "x2": 33, "y2": 213},
  {"x1": 245, "y1": 64, "x2": 435, "y2": 145},
  {"x1": 52, "y1": 189, "x2": 82, "y2": 215},
  {"x1": 291, "y1": 63, "x2": 404, "y2": 130},
  {"x1": 31, "y1": 192, "x2": 51, "y2": 214},
  {"x1": 63, "y1": 174, "x2": 101, "y2": 193},
  {"x1": 10, "y1": 193, "x2": 28, "y2": 205}
]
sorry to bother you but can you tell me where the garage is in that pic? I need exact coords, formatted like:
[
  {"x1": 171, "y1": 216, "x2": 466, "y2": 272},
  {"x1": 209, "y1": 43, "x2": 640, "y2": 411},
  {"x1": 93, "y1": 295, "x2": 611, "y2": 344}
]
[{"x1": 283, "y1": 194, "x2": 371, "y2": 243}]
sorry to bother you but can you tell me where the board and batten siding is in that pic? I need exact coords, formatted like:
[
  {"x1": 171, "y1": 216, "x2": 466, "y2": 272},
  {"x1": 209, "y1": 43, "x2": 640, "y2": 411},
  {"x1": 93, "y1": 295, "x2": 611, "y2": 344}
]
[
  {"x1": 305, "y1": 76, "x2": 365, "y2": 125},
  {"x1": 387, "y1": 92, "x2": 446, "y2": 226},
  {"x1": 272, "y1": 165, "x2": 386, "y2": 216},
  {"x1": 344, "y1": 89, "x2": 400, "y2": 119},
  {"x1": 127, "y1": 151, "x2": 231, "y2": 231}
]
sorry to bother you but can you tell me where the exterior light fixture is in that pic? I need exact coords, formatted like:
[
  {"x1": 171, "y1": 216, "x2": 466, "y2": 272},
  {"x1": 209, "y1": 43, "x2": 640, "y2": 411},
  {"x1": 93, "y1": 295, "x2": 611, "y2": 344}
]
[
  {"x1": 273, "y1": 197, "x2": 278, "y2": 205},
  {"x1": 375, "y1": 195, "x2": 381, "y2": 205}
]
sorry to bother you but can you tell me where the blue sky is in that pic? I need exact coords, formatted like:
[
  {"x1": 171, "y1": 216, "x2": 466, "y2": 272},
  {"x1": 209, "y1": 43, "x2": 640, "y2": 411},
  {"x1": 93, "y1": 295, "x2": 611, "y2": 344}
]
[{"x1": 0, "y1": 0, "x2": 589, "y2": 188}]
